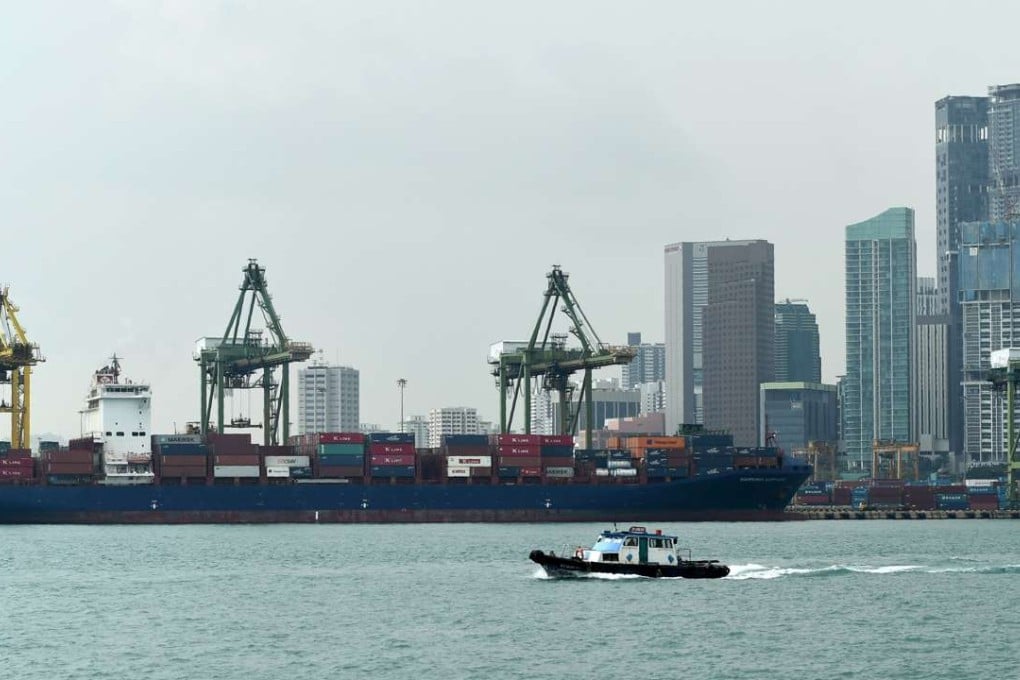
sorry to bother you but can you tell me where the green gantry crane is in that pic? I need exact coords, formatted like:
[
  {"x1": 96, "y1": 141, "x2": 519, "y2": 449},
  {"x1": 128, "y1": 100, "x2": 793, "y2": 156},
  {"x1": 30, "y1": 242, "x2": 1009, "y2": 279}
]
[
  {"x1": 196, "y1": 259, "x2": 313, "y2": 446},
  {"x1": 987, "y1": 349, "x2": 1020, "y2": 509},
  {"x1": 490, "y1": 266, "x2": 637, "y2": 447}
]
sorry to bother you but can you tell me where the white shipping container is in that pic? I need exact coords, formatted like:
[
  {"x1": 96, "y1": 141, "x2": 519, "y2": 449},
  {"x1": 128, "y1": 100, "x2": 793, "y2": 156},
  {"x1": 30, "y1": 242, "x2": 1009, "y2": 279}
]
[
  {"x1": 266, "y1": 466, "x2": 290, "y2": 478},
  {"x1": 446, "y1": 466, "x2": 471, "y2": 477},
  {"x1": 611, "y1": 468, "x2": 638, "y2": 477},
  {"x1": 608, "y1": 460, "x2": 633, "y2": 469},
  {"x1": 544, "y1": 467, "x2": 574, "y2": 478},
  {"x1": 964, "y1": 479, "x2": 998, "y2": 488},
  {"x1": 595, "y1": 468, "x2": 610, "y2": 476},
  {"x1": 446, "y1": 455, "x2": 492, "y2": 468},
  {"x1": 265, "y1": 455, "x2": 310, "y2": 467},
  {"x1": 213, "y1": 465, "x2": 260, "y2": 478}
]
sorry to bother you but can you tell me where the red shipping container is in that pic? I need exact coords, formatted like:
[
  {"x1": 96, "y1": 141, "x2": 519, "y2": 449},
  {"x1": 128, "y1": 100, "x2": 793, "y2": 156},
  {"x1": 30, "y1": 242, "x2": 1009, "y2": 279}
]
[
  {"x1": 159, "y1": 466, "x2": 208, "y2": 478},
  {"x1": 498, "y1": 445, "x2": 540, "y2": 457},
  {"x1": 370, "y1": 454, "x2": 416, "y2": 466},
  {"x1": 497, "y1": 434, "x2": 543, "y2": 446},
  {"x1": 161, "y1": 455, "x2": 209, "y2": 466},
  {"x1": 540, "y1": 435, "x2": 574, "y2": 446},
  {"x1": 368, "y1": 443, "x2": 415, "y2": 455},
  {"x1": 0, "y1": 456, "x2": 34, "y2": 467},
  {"x1": 497, "y1": 456, "x2": 541, "y2": 467},
  {"x1": 317, "y1": 465, "x2": 364, "y2": 477},
  {"x1": 45, "y1": 462, "x2": 94, "y2": 475},
  {"x1": 0, "y1": 468, "x2": 34, "y2": 478},
  {"x1": 470, "y1": 467, "x2": 491, "y2": 478},
  {"x1": 45, "y1": 450, "x2": 93, "y2": 464},
  {"x1": 442, "y1": 445, "x2": 491, "y2": 456},
  {"x1": 215, "y1": 455, "x2": 260, "y2": 466},
  {"x1": 541, "y1": 457, "x2": 574, "y2": 467},
  {"x1": 520, "y1": 467, "x2": 542, "y2": 476},
  {"x1": 319, "y1": 432, "x2": 365, "y2": 444}
]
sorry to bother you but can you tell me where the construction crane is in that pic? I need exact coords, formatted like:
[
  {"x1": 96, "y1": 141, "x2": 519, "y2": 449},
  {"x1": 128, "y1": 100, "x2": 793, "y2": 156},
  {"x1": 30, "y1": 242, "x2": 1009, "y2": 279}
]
[
  {"x1": 986, "y1": 348, "x2": 1020, "y2": 509},
  {"x1": 0, "y1": 287, "x2": 44, "y2": 450},
  {"x1": 490, "y1": 266, "x2": 637, "y2": 447},
  {"x1": 195, "y1": 260, "x2": 313, "y2": 446}
]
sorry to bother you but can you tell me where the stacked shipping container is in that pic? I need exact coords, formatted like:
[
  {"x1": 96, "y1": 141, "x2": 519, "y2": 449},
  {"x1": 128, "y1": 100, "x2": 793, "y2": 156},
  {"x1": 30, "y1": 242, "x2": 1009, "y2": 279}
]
[
  {"x1": 367, "y1": 433, "x2": 416, "y2": 481},
  {"x1": 443, "y1": 434, "x2": 491, "y2": 482}
]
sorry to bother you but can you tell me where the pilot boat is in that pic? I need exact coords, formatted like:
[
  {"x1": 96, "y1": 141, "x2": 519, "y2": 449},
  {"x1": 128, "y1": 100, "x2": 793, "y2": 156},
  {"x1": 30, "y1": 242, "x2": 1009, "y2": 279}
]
[{"x1": 529, "y1": 525, "x2": 730, "y2": 579}]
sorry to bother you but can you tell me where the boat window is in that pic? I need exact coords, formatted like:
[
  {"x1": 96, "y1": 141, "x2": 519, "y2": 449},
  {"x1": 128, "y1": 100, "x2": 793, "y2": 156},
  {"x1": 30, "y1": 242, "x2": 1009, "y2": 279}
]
[
  {"x1": 665, "y1": 539, "x2": 674, "y2": 549},
  {"x1": 650, "y1": 538, "x2": 663, "y2": 548},
  {"x1": 623, "y1": 537, "x2": 638, "y2": 547},
  {"x1": 602, "y1": 553, "x2": 619, "y2": 562},
  {"x1": 116, "y1": 432, "x2": 125, "y2": 437}
]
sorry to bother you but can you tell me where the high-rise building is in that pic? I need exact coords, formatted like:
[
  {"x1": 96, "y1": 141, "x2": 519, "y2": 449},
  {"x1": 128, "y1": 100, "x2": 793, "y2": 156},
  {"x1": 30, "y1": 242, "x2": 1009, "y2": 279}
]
[
  {"x1": 297, "y1": 363, "x2": 359, "y2": 435},
  {"x1": 621, "y1": 332, "x2": 666, "y2": 389},
  {"x1": 759, "y1": 382, "x2": 838, "y2": 453},
  {"x1": 701, "y1": 241, "x2": 775, "y2": 447},
  {"x1": 549, "y1": 380, "x2": 641, "y2": 435},
  {"x1": 664, "y1": 239, "x2": 769, "y2": 436},
  {"x1": 988, "y1": 84, "x2": 1020, "y2": 222},
  {"x1": 844, "y1": 208, "x2": 916, "y2": 472},
  {"x1": 913, "y1": 314, "x2": 950, "y2": 455},
  {"x1": 399, "y1": 415, "x2": 430, "y2": 449},
  {"x1": 936, "y1": 96, "x2": 989, "y2": 315},
  {"x1": 774, "y1": 300, "x2": 821, "y2": 383},
  {"x1": 958, "y1": 220, "x2": 1020, "y2": 464},
  {"x1": 427, "y1": 407, "x2": 479, "y2": 449},
  {"x1": 916, "y1": 277, "x2": 939, "y2": 317}
]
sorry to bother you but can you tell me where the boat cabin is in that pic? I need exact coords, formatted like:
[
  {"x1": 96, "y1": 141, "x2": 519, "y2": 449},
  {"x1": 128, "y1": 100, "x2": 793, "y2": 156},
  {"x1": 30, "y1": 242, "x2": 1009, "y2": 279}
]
[{"x1": 579, "y1": 526, "x2": 680, "y2": 565}]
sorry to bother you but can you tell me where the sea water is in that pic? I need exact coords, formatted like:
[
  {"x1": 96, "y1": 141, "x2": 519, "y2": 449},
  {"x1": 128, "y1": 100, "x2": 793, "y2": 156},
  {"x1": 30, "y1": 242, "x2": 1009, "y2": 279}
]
[{"x1": 1, "y1": 521, "x2": 1017, "y2": 680}]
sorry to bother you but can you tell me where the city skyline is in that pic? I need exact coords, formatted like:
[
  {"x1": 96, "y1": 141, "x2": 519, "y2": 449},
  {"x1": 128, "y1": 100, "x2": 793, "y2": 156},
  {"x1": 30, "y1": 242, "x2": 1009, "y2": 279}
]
[{"x1": 5, "y1": 3, "x2": 1020, "y2": 440}]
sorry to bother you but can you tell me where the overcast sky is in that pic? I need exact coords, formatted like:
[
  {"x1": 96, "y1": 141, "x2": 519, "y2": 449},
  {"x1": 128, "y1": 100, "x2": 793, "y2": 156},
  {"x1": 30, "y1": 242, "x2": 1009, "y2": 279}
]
[{"x1": 3, "y1": 1, "x2": 1018, "y2": 440}]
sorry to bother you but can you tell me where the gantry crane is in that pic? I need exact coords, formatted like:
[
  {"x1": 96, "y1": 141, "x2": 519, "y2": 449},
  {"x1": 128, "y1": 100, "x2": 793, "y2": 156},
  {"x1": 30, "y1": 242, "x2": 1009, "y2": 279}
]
[
  {"x1": 0, "y1": 288, "x2": 44, "y2": 450},
  {"x1": 987, "y1": 348, "x2": 1020, "y2": 509},
  {"x1": 195, "y1": 260, "x2": 313, "y2": 446},
  {"x1": 490, "y1": 266, "x2": 637, "y2": 446}
]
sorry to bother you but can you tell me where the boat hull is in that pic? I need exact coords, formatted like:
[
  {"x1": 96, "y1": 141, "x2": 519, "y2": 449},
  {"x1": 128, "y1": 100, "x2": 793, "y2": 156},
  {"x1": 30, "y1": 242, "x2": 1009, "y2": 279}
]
[
  {"x1": 528, "y1": 550, "x2": 730, "y2": 579},
  {"x1": 0, "y1": 467, "x2": 810, "y2": 524}
]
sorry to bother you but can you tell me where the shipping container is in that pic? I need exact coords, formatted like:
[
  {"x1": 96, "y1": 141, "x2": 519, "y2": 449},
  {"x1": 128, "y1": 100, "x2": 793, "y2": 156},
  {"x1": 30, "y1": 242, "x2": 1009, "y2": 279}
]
[
  {"x1": 498, "y1": 445, "x2": 540, "y2": 457},
  {"x1": 45, "y1": 462, "x2": 94, "y2": 475},
  {"x1": 520, "y1": 466, "x2": 542, "y2": 477},
  {"x1": 318, "y1": 443, "x2": 365, "y2": 457},
  {"x1": 213, "y1": 465, "x2": 260, "y2": 478},
  {"x1": 446, "y1": 466, "x2": 471, "y2": 477},
  {"x1": 495, "y1": 455, "x2": 541, "y2": 467},
  {"x1": 442, "y1": 434, "x2": 489, "y2": 447},
  {"x1": 540, "y1": 445, "x2": 574, "y2": 458},
  {"x1": 157, "y1": 443, "x2": 209, "y2": 456},
  {"x1": 497, "y1": 466, "x2": 521, "y2": 477},
  {"x1": 152, "y1": 434, "x2": 202, "y2": 446},
  {"x1": 367, "y1": 443, "x2": 415, "y2": 456},
  {"x1": 541, "y1": 456, "x2": 574, "y2": 467},
  {"x1": 264, "y1": 455, "x2": 311, "y2": 467},
  {"x1": 446, "y1": 455, "x2": 492, "y2": 468},
  {"x1": 316, "y1": 453, "x2": 364, "y2": 467},
  {"x1": 266, "y1": 466, "x2": 290, "y2": 478},
  {"x1": 319, "y1": 432, "x2": 366, "y2": 444},
  {"x1": 611, "y1": 468, "x2": 638, "y2": 477},
  {"x1": 367, "y1": 432, "x2": 415, "y2": 444},
  {"x1": 317, "y1": 465, "x2": 364, "y2": 478},
  {"x1": 44, "y1": 450, "x2": 93, "y2": 464},
  {"x1": 607, "y1": 460, "x2": 633, "y2": 469},
  {"x1": 158, "y1": 466, "x2": 208, "y2": 478},
  {"x1": 540, "y1": 435, "x2": 574, "y2": 446},
  {"x1": 370, "y1": 454, "x2": 416, "y2": 466},
  {"x1": 544, "y1": 467, "x2": 574, "y2": 478},
  {"x1": 215, "y1": 455, "x2": 260, "y2": 466},
  {"x1": 496, "y1": 434, "x2": 543, "y2": 446}
]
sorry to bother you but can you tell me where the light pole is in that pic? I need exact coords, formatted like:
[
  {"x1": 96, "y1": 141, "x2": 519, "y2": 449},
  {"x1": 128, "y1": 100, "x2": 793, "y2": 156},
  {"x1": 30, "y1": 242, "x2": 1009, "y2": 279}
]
[{"x1": 397, "y1": 378, "x2": 407, "y2": 432}]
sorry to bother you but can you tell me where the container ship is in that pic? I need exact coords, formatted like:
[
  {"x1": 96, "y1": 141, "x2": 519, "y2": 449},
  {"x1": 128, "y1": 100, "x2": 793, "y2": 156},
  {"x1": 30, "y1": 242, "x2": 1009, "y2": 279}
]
[{"x1": 0, "y1": 362, "x2": 812, "y2": 524}]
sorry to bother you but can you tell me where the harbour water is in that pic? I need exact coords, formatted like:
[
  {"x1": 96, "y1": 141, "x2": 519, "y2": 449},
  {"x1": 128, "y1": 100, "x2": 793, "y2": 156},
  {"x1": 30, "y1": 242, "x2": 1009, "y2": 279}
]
[{"x1": 2, "y1": 520, "x2": 1017, "y2": 679}]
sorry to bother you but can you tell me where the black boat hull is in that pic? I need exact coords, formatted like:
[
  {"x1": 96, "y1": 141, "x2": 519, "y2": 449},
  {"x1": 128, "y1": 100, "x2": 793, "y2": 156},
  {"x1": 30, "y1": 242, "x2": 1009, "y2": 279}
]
[{"x1": 529, "y1": 549, "x2": 730, "y2": 579}]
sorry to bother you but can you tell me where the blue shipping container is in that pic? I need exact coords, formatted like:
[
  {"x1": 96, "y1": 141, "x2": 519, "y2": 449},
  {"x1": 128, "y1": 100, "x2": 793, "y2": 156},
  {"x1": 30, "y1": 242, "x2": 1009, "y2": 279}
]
[
  {"x1": 369, "y1": 465, "x2": 416, "y2": 478},
  {"x1": 158, "y1": 443, "x2": 210, "y2": 456},
  {"x1": 368, "y1": 432, "x2": 415, "y2": 444},
  {"x1": 443, "y1": 434, "x2": 489, "y2": 446},
  {"x1": 318, "y1": 453, "x2": 365, "y2": 467}
]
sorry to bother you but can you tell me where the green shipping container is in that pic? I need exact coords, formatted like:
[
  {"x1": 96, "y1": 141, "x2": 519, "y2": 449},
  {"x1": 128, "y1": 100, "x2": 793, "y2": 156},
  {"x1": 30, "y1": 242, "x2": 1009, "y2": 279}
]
[{"x1": 318, "y1": 443, "x2": 365, "y2": 456}]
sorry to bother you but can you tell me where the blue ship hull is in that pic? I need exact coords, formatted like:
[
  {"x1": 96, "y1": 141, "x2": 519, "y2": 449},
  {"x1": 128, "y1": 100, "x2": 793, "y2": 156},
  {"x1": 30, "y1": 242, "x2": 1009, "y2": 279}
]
[{"x1": 0, "y1": 466, "x2": 811, "y2": 523}]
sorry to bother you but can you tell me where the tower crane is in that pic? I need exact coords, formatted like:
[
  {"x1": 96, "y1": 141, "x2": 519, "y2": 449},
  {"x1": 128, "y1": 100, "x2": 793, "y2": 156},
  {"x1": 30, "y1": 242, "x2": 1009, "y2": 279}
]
[
  {"x1": 0, "y1": 287, "x2": 44, "y2": 450},
  {"x1": 195, "y1": 260, "x2": 313, "y2": 446},
  {"x1": 490, "y1": 266, "x2": 637, "y2": 447}
]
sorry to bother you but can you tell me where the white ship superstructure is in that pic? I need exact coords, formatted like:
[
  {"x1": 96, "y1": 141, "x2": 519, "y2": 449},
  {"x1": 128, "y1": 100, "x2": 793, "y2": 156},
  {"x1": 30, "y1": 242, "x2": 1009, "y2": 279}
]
[{"x1": 81, "y1": 356, "x2": 154, "y2": 484}]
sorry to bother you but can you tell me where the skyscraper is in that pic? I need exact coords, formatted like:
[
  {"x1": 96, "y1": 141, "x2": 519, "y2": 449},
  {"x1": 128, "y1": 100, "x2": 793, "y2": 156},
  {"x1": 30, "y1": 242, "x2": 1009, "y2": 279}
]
[
  {"x1": 844, "y1": 208, "x2": 916, "y2": 472},
  {"x1": 988, "y1": 84, "x2": 1020, "y2": 222},
  {"x1": 701, "y1": 240, "x2": 775, "y2": 446},
  {"x1": 297, "y1": 363, "x2": 360, "y2": 434},
  {"x1": 958, "y1": 220, "x2": 1020, "y2": 464},
  {"x1": 664, "y1": 239, "x2": 769, "y2": 436},
  {"x1": 621, "y1": 332, "x2": 666, "y2": 389},
  {"x1": 774, "y1": 300, "x2": 821, "y2": 383}
]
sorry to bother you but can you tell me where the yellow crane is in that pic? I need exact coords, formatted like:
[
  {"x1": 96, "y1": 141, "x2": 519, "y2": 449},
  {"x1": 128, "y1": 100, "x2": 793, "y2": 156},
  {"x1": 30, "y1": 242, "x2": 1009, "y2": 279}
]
[{"x1": 0, "y1": 287, "x2": 44, "y2": 450}]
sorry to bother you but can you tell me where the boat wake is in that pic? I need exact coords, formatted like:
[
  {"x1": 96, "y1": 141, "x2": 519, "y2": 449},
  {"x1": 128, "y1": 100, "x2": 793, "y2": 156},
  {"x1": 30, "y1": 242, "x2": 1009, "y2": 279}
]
[{"x1": 725, "y1": 563, "x2": 1020, "y2": 580}]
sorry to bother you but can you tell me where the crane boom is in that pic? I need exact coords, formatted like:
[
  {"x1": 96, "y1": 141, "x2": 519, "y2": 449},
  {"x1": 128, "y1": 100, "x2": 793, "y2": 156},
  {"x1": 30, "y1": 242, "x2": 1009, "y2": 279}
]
[
  {"x1": 0, "y1": 287, "x2": 44, "y2": 450},
  {"x1": 492, "y1": 266, "x2": 636, "y2": 445}
]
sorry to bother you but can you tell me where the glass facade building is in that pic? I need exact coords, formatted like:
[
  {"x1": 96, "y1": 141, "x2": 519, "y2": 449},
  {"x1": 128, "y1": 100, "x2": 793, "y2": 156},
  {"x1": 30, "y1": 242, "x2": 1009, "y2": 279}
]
[
  {"x1": 844, "y1": 208, "x2": 916, "y2": 472},
  {"x1": 774, "y1": 300, "x2": 821, "y2": 383},
  {"x1": 958, "y1": 220, "x2": 1020, "y2": 463}
]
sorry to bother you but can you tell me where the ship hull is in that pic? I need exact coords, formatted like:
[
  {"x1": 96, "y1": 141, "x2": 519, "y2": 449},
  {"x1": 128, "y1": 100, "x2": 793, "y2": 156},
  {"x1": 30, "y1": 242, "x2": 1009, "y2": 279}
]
[{"x1": 0, "y1": 467, "x2": 810, "y2": 524}]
